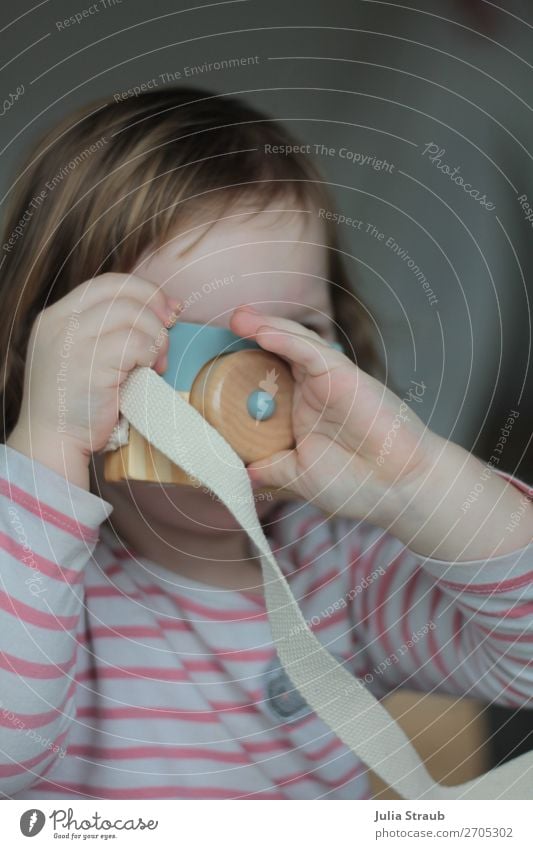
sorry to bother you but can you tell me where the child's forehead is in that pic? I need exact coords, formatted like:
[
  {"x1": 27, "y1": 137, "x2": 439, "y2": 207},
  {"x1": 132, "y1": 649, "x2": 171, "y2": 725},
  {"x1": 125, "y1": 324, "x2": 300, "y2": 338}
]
[
  {"x1": 154, "y1": 205, "x2": 326, "y2": 264},
  {"x1": 133, "y1": 208, "x2": 331, "y2": 326}
]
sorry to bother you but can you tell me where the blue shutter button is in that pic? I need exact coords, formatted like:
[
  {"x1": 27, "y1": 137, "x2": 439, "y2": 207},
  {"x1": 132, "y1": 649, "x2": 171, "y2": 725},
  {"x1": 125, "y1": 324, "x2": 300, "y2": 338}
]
[{"x1": 247, "y1": 390, "x2": 276, "y2": 421}]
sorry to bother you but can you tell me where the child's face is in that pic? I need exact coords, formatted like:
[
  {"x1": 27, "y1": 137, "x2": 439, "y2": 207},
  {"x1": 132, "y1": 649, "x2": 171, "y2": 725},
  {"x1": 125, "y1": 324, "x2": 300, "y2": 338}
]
[
  {"x1": 99, "y1": 204, "x2": 335, "y2": 531},
  {"x1": 136, "y1": 204, "x2": 334, "y2": 336}
]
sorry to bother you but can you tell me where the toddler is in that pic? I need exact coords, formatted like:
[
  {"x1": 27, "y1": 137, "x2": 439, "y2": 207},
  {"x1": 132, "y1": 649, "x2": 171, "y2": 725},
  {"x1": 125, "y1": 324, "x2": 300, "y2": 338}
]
[{"x1": 1, "y1": 87, "x2": 532, "y2": 799}]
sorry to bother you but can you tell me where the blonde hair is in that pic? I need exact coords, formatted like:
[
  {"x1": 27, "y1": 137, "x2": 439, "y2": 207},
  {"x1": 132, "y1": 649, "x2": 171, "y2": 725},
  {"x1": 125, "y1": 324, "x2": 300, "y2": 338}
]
[{"x1": 0, "y1": 86, "x2": 378, "y2": 440}]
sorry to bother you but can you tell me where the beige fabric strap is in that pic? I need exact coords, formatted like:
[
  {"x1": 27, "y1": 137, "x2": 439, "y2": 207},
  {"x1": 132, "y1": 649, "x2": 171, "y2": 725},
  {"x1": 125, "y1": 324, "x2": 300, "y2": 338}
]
[{"x1": 119, "y1": 367, "x2": 533, "y2": 800}]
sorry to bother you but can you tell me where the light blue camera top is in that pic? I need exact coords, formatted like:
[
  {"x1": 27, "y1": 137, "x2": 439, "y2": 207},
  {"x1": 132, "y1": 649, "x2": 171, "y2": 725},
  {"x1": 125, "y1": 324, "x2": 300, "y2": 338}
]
[
  {"x1": 163, "y1": 321, "x2": 260, "y2": 391},
  {"x1": 162, "y1": 321, "x2": 345, "y2": 394}
]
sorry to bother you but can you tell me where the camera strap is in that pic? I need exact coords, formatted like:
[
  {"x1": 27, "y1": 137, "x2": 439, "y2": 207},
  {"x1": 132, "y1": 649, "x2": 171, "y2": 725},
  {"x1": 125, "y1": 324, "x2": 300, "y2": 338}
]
[{"x1": 119, "y1": 366, "x2": 533, "y2": 799}]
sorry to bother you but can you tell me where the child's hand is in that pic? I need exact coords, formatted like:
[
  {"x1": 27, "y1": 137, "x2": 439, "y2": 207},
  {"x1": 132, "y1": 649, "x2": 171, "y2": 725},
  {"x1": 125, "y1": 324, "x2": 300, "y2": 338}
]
[
  {"x1": 232, "y1": 306, "x2": 533, "y2": 561},
  {"x1": 230, "y1": 306, "x2": 438, "y2": 526},
  {"x1": 8, "y1": 273, "x2": 179, "y2": 489}
]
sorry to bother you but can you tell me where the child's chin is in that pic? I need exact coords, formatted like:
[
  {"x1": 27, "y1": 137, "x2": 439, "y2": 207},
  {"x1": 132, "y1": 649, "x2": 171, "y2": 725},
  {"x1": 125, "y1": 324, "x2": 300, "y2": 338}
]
[
  {"x1": 137, "y1": 480, "x2": 281, "y2": 530},
  {"x1": 185, "y1": 486, "x2": 282, "y2": 528}
]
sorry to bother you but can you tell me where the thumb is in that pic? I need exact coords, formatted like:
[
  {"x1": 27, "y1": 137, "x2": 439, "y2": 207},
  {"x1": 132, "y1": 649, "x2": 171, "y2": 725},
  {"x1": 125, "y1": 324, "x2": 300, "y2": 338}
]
[{"x1": 247, "y1": 449, "x2": 300, "y2": 494}]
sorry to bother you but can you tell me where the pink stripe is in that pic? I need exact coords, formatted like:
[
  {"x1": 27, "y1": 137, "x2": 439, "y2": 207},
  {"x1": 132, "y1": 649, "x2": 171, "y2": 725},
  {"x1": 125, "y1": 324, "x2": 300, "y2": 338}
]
[
  {"x1": 79, "y1": 625, "x2": 168, "y2": 641},
  {"x1": 400, "y1": 568, "x2": 430, "y2": 687},
  {"x1": 77, "y1": 651, "x2": 271, "y2": 673},
  {"x1": 295, "y1": 515, "x2": 324, "y2": 545},
  {"x1": 348, "y1": 542, "x2": 362, "y2": 594},
  {"x1": 84, "y1": 586, "x2": 141, "y2": 599},
  {"x1": 241, "y1": 738, "x2": 294, "y2": 755},
  {"x1": 86, "y1": 583, "x2": 266, "y2": 622},
  {"x1": 428, "y1": 588, "x2": 456, "y2": 684},
  {"x1": 237, "y1": 734, "x2": 344, "y2": 762},
  {"x1": 489, "y1": 651, "x2": 533, "y2": 667},
  {"x1": 438, "y1": 569, "x2": 533, "y2": 595},
  {"x1": 79, "y1": 620, "x2": 192, "y2": 641},
  {"x1": 304, "y1": 566, "x2": 340, "y2": 597},
  {"x1": 452, "y1": 608, "x2": 463, "y2": 655},
  {"x1": 212, "y1": 647, "x2": 275, "y2": 663},
  {"x1": 78, "y1": 648, "x2": 277, "y2": 671},
  {"x1": 108, "y1": 547, "x2": 134, "y2": 561},
  {"x1": 490, "y1": 668, "x2": 532, "y2": 705},
  {"x1": 0, "y1": 477, "x2": 98, "y2": 543},
  {"x1": 0, "y1": 589, "x2": 78, "y2": 630},
  {"x1": 298, "y1": 540, "x2": 334, "y2": 572},
  {"x1": 312, "y1": 606, "x2": 346, "y2": 631},
  {"x1": 402, "y1": 567, "x2": 447, "y2": 691},
  {"x1": 279, "y1": 710, "x2": 317, "y2": 731},
  {"x1": 75, "y1": 706, "x2": 220, "y2": 724},
  {"x1": 75, "y1": 704, "x2": 257, "y2": 723},
  {"x1": 359, "y1": 549, "x2": 373, "y2": 627},
  {"x1": 157, "y1": 617, "x2": 192, "y2": 632},
  {"x1": 0, "y1": 648, "x2": 76, "y2": 679},
  {"x1": 102, "y1": 562, "x2": 123, "y2": 578},
  {"x1": 210, "y1": 698, "x2": 261, "y2": 713},
  {"x1": 0, "y1": 530, "x2": 82, "y2": 585},
  {"x1": 305, "y1": 736, "x2": 344, "y2": 761},
  {"x1": 278, "y1": 762, "x2": 364, "y2": 789},
  {"x1": 144, "y1": 586, "x2": 267, "y2": 622},
  {"x1": 76, "y1": 658, "x2": 223, "y2": 679},
  {"x1": 364, "y1": 533, "x2": 394, "y2": 570},
  {"x1": 66, "y1": 745, "x2": 252, "y2": 764},
  {"x1": 31, "y1": 780, "x2": 285, "y2": 800},
  {"x1": 244, "y1": 732, "x2": 355, "y2": 764},
  {"x1": 318, "y1": 762, "x2": 366, "y2": 787},
  {"x1": 238, "y1": 589, "x2": 266, "y2": 607},
  {"x1": 459, "y1": 600, "x2": 533, "y2": 619},
  {"x1": 77, "y1": 666, "x2": 190, "y2": 683},
  {"x1": 477, "y1": 625, "x2": 533, "y2": 643},
  {"x1": 0, "y1": 729, "x2": 68, "y2": 777},
  {"x1": 0, "y1": 680, "x2": 76, "y2": 730},
  {"x1": 184, "y1": 658, "x2": 221, "y2": 673},
  {"x1": 374, "y1": 549, "x2": 400, "y2": 657},
  {"x1": 359, "y1": 535, "x2": 394, "y2": 627}
]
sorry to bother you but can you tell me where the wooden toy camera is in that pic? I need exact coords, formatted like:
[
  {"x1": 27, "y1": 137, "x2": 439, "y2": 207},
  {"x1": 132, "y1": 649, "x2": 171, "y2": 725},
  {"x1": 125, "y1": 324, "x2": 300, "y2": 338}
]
[{"x1": 104, "y1": 321, "x2": 295, "y2": 485}]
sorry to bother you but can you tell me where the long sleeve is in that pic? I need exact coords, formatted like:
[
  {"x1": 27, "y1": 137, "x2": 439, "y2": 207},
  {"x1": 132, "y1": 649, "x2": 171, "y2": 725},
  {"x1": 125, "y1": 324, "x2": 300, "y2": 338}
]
[
  {"x1": 0, "y1": 444, "x2": 113, "y2": 797},
  {"x1": 338, "y1": 474, "x2": 533, "y2": 707}
]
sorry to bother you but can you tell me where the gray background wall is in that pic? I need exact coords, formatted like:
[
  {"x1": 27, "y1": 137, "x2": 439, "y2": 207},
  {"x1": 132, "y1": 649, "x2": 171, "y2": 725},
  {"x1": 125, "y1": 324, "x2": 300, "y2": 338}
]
[{"x1": 2, "y1": 0, "x2": 532, "y2": 475}]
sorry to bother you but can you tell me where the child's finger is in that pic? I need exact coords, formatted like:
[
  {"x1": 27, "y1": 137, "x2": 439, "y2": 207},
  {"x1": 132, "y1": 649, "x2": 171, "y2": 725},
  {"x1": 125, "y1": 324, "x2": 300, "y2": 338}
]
[
  {"x1": 230, "y1": 306, "x2": 326, "y2": 346},
  {"x1": 253, "y1": 325, "x2": 342, "y2": 379},
  {"x1": 94, "y1": 328, "x2": 166, "y2": 377},
  {"x1": 247, "y1": 448, "x2": 300, "y2": 492},
  {"x1": 230, "y1": 306, "x2": 346, "y2": 377},
  {"x1": 82, "y1": 298, "x2": 169, "y2": 347},
  {"x1": 59, "y1": 273, "x2": 179, "y2": 328}
]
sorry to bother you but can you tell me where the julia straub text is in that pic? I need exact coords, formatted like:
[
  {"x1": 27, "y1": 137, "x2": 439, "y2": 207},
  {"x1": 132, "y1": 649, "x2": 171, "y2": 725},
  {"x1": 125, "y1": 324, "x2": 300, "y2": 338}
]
[{"x1": 374, "y1": 810, "x2": 445, "y2": 822}]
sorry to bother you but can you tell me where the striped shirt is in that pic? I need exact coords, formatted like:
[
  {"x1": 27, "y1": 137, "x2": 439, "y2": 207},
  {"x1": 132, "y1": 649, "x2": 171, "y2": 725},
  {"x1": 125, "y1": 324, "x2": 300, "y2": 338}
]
[{"x1": 1, "y1": 443, "x2": 532, "y2": 800}]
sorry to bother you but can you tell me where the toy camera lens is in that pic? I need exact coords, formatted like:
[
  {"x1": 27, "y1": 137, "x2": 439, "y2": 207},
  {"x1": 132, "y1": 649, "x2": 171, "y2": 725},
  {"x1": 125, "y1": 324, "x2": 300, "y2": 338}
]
[{"x1": 247, "y1": 390, "x2": 277, "y2": 421}]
